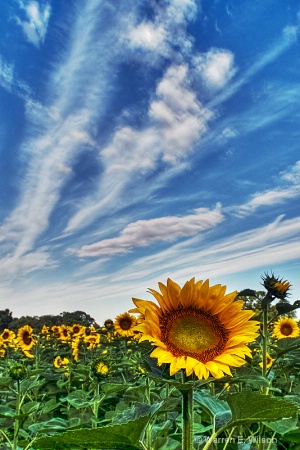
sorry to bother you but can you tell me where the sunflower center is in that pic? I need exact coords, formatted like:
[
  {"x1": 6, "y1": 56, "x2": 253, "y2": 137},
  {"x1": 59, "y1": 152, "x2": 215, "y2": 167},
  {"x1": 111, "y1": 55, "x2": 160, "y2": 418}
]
[
  {"x1": 119, "y1": 319, "x2": 132, "y2": 330},
  {"x1": 2, "y1": 332, "x2": 9, "y2": 340},
  {"x1": 23, "y1": 332, "x2": 32, "y2": 346},
  {"x1": 160, "y1": 308, "x2": 229, "y2": 363},
  {"x1": 281, "y1": 324, "x2": 293, "y2": 336}
]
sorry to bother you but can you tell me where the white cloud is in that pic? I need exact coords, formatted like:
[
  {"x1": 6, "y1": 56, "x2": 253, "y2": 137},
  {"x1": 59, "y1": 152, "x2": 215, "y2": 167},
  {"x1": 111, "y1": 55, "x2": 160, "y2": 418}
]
[
  {"x1": 0, "y1": 57, "x2": 14, "y2": 91},
  {"x1": 129, "y1": 22, "x2": 166, "y2": 50},
  {"x1": 280, "y1": 160, "x2": 300, "y2": 184},
  {"x1": 16, "y1": 1, "x2": 51, "y2": 47},
  {"x1": 194, "y1": 49, "x2": 236, "y2": 91},
  {"x1": 77, "y1": 206, "x2": 224, "y2": 257},
  {"x1": 149, "y1": 64, "x2": 213, "y2": 163},
  {"x1": 65, "y1": 62, "x2": 213, "y2": 233}
]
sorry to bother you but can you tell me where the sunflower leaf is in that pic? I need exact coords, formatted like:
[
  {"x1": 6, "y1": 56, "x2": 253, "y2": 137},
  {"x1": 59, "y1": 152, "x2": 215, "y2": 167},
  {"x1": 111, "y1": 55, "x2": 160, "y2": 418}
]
[
  {"x1": 263, "y1": 415, "x2": 298, "y2": 435},
  {"x1": 32, "y1": 417, "x2": 149, "y2": 449},
  {"x1": 227, "y1": 391, "x2": 298, "y2": 423}
]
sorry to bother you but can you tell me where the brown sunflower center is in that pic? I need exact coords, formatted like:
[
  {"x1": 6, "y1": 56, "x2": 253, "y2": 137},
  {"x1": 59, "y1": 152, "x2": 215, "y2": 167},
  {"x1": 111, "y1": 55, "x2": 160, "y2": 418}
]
[
  {"x1": 2, "y1": 331, "x2": 9, "y2": 340},
  {"x1": 119, "y1": 318, "x2": 132, "y2": 330},
  {"x1": 23, "y1": 332, "x2": 32, "y2": 346},
  {"x1": 280, "y1": 324, "x2": 293, "y2": 336},
  {"x1": 160, "y1": 308, "x2": 229, "y2": 363}
]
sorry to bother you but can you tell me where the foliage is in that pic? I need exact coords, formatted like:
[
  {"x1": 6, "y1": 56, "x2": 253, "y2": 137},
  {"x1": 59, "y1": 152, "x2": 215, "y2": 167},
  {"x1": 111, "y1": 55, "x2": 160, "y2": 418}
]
[{"x1": 0, "y1": 280, "x2": 300, "y2": 449}]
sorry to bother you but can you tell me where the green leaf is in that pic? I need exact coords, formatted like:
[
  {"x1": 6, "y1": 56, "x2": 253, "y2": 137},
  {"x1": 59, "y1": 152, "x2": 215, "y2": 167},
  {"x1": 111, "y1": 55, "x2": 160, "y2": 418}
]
[
  {"x1": 227, "y1": 391, "x2": 298, "y2": 423},
  {"x1": 112, "y1": 402, "x2": 162, "y2": 425},
  {"x1": 61, "y1": 390, "x2": 91, "y2": 409},
  {"x1": 281, "y1": 429, "x2": 300, "y2": 443},
  {"x1": 32, "y1": 417, "x2": 149, "y2": 449},
  {"x1": 264, "y1": 415, "x2": 298, "y2": 435},
  {"x1": 0, "y1": 405, "x2": 16, "y2": 418},
  {"x1": 41, "y1": 398, "x2": 61, "y2": 415},
  {"x1": 0, "y1": 377, "x2": 12, "y2": 388},
  {"x1": 194, "y1": 390, "x2": 231, "y2": 431},
  {"x1": 28, "y1": 418, "x2": 69, "y2": 434},
  {"x1": 21, "y1": 400, "x2": 40, "y2": 415},
  {"x1": 101, "y1": 383, "x2": 127, "y2": 395}
]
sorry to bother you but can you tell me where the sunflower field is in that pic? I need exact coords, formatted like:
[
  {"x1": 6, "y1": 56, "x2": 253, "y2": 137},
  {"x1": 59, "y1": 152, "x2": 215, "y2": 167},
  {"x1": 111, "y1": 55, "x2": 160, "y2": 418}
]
[{"x1": 1, "y1": 274, "x2": 300, "y2": 449}]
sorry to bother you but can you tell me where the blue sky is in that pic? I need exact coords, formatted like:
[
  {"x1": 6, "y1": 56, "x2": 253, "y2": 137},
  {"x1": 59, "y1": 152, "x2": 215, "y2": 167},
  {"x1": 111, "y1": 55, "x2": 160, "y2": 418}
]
[{"x1": 1, "y1": 0, "x2": 300, "y2": 325}]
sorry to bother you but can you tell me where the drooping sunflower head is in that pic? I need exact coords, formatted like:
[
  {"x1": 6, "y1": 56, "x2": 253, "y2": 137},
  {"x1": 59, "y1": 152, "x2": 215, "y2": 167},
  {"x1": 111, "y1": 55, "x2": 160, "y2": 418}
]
[
  {"x1": 104, "y1": 319, "x2": 114, "y2": 331},
  {"x1": 132, "y1": 278, "x2": 259, "y2": 380},
  {"x1": 262, "y1": 273, "x2": 291, "y2": 300},
  {"x1": 91, "y1": 358, "x2": 111, "y2": 379},
  {"x1": 71, "y1": 338, "x2": 81, "y2": 361},
  {"x1": 17, "y1": 325, "x2": 35, "y2": 351},
  {"x1": 272, "y1": 317, "x2": 299, "y2": 339},
  {"x1": 259, "y1": 352, "x2": 274, "y2": 369},
  {"x1": 114, "y1": 312, "x2": 137, "y2": 337}
]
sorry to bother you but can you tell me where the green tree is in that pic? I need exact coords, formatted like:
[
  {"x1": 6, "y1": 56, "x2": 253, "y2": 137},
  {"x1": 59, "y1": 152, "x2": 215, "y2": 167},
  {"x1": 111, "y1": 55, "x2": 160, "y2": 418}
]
[{"x1": 0, "y1": 308, "x2": 13, "y2": 332}]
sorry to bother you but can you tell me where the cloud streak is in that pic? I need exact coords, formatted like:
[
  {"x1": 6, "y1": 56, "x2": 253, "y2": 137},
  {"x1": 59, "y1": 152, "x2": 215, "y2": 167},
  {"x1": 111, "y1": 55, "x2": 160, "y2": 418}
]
[{"x1": 78, "y1": 206, "x2": 224, "y2": 257}]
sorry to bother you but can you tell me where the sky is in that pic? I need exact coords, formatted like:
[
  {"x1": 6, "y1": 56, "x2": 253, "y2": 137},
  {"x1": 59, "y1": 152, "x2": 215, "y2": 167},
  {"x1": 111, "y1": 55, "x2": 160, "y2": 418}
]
[{"x1": 1, "y1": 0, "x2": 300, "y2": 325}]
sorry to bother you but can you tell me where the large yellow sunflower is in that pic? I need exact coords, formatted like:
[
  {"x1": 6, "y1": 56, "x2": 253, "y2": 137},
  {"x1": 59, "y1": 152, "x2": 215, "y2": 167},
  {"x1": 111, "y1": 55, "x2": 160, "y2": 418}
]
[
  {"x1": 131, "y1": 278, "x2": 259, "y2": 379},
  {"x1": 114, "y1": 312, "x2": 137, "y2": 337},
  {"x1": 17, "y1": 325, "x2": 35, "y2": 351},
  {"x1": 272, "y1": 317, "x2": 299, "y2": 339}
]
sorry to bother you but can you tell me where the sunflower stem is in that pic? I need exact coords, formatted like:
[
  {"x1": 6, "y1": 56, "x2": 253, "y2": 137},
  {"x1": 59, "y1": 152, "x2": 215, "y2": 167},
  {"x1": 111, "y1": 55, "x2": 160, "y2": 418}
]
[
  {"x1": 181, "y1": 373, "x2": 194, "y2": 450},
  {"x1": 262, "y1": 298, "x2": 270, "y2": 395}
]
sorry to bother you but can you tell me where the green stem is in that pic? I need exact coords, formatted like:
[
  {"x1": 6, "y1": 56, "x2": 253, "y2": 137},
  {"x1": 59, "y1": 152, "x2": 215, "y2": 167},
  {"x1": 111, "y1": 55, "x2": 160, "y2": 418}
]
[
  {"x1": 181, "y1": 373, "x2": 194, "y2": 450},
  {"x1": 92, "y1": 382, "x2": 100, "y2": 428},
  {"x1": 13, "y1": 380, "x2": 21, "y2": 450},
  {"x1": 0, "y1": 428, "x2": 12, "y2": 448}
]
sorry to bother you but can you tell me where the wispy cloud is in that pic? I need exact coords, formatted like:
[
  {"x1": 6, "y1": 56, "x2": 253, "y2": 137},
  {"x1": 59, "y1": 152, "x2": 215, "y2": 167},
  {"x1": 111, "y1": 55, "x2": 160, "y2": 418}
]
[
  {"x1": 77, "y1": 206, "x2": 224, "y2": 257},
  {"x1": 233, "y1": 160, "x2": 300, "y2": 217},
  {"x1": 113, "y1": 215, "x2": 300, "y2": 285},
  {"x1": 1, "y1": 0, "x2": 126, "y2": 262},
  {"x1": 65, "y1": 61, "x2": 213, "y2": 233},
  {"x1": 16, "y1": 0, "x2": 51, "y2": 47},
  {"x1": 209, "y1": 25, "x2": 299, "y2": 108}
]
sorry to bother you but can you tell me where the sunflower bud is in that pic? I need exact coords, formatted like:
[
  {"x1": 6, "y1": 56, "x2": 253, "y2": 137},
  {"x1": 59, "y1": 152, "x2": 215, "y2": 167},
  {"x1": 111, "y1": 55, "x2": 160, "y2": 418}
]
[
  {"x1": 261, "y1": 273, "x2": 291, "y2": 301},
  {"x1": 9, "y1": 363, "x2": 27, "y2": 381}
]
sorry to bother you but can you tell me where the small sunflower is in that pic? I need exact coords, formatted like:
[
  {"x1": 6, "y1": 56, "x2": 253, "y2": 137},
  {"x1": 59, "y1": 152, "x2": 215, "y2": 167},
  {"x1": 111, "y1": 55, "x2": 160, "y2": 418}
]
[
  {"x1": 259, "y1": 352, "x2": 274, "y2": 369},
  {"x1": 17, "y1": 325, "x2": 35, "y2": 351},
  {"x1": 132, "y1": 278, "x2": 259, "y2": 379},
  {"x1": 84, "y1": 333, "x2": 100, "y2": 349},
  {"x1": 1, "y1": 329, "x2": 15, "y2": 343},
  {"x1": 57, "y1": 325, "x2": 71, "y2": 341},
  {"x1": 71, "y1": 324, "x2": 85, "y2": 336},
  {"x1": 51, "y1": 325, "x2": 60, "y2": 336},
  {"x1": 272, "y1": 317, "x2": 299, "y2": 339},
  {"x1": 92, "y1": 359, "x2": 110, "y2": 378},
  {"x1": 53, "y1": 356, "x2": 70, "y2": 369},
  {"x1": 114, "y1": 312, "x2": 136, "y2": 337}
]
